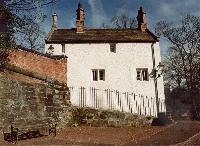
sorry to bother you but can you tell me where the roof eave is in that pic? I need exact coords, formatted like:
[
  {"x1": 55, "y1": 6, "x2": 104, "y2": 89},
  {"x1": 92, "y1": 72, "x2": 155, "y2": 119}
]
[
  {"x1": 146, "y1": 29, "x2": 159, "y2": 42},
  {"x1": 45, "y1": 40, "x2": 158, "y2": 44}
]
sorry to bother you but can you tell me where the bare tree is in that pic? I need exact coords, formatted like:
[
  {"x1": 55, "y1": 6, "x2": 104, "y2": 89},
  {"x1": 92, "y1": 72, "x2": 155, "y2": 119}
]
[
  {"x1": 111, "y1": 14, "x2": 137, "y2": 29},
  {"x1": 155, "y1": 14, "x2": 200, "y2": 119},
  {"x1": 0, "y1": 0, "x2": 56, "y2": 68},
  {"x1": 14, "y1": 11, "x2": 47, "y2": 51},
  {"x1": 5, "y1": 0, "x2": 55, "y2": 51},
  {"x1": 102, "y1": 14, "x2": 137, "y2": 29},
  {"x1": 4, "y1": 0, "x2": 56, "y2": 11}
]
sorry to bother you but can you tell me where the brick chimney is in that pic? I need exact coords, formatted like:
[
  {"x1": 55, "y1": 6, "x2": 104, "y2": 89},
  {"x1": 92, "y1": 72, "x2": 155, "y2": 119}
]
[
  {"x1": 52, "y1": 13, "x2": 58, "y2": 30},
  {"x1": 76, "y1": 2, "x2": 85, "y2": 33},
  {"x1": 137, "y1": 6, "x2": 147, "y2": 32}
]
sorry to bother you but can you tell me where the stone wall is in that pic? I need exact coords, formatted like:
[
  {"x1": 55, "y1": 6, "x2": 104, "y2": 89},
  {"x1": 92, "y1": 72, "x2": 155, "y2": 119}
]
[{"x1": 0, "y1": 72, "x2": 69, "y2": 130}]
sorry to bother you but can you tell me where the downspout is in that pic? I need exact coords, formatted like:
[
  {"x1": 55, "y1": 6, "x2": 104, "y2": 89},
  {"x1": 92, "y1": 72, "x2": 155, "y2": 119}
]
[{"x1": 151, "y1": 42, "x2": 159, "y2": 116}]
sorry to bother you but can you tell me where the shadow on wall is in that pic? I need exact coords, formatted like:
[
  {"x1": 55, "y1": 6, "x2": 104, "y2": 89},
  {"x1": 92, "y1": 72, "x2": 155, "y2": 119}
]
[{"x1": 164, "y1": 86, "x2": 200, "y2": 120}]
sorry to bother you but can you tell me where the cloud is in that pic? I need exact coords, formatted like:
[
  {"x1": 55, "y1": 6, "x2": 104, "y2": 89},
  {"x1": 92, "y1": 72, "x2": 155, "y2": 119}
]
[
  {"x1": 116, "y1": 1, "x2": 132, "y2": 16},
  {"x1": 157, "y1": 0, "x2": 200, "y2": 20},
  {"x1": 88, "y1": 0, "x2": 108, "y2": 27}
]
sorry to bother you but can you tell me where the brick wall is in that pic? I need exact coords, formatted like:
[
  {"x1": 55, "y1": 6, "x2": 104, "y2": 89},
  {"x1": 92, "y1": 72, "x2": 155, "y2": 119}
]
[{"x1": 7, "y1": 48, "x2": 67, "y2": 84}]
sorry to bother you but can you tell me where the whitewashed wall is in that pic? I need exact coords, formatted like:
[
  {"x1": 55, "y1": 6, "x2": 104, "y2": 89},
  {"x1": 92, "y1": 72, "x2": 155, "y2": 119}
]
[
  {"x1": 45, "y1": 42, "x2": 165, "y2": 114},
  {"x1": 68, "y1": 86, "x2": 166, "y2": 117}
]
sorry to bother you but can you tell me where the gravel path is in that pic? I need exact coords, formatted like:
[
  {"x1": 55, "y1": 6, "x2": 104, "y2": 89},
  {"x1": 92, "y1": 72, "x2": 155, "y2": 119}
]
[{"x1": 125, "y1": 121, "x2": 200, "y2": 146}]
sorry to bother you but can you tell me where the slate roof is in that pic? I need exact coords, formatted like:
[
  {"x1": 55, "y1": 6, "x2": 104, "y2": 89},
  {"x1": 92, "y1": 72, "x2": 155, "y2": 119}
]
[{"x1": 45, "y1": 28, "x2": 159, "y2": 44}]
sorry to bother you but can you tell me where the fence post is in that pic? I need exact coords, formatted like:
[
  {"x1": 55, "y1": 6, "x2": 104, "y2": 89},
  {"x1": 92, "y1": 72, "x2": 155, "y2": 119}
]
[{"x1": 69, "y1": 86, "x2": 159, "y2": 116}]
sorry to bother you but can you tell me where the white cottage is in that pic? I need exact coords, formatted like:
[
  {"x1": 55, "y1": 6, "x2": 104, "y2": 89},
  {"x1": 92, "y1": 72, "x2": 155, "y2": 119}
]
[{"x1": 45, "y1": 3, "x2": 166, "y2": 116}]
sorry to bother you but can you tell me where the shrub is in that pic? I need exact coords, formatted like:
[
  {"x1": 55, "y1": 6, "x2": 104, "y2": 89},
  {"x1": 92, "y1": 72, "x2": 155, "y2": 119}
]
[{"x1": 62, "y1": 106, "x2": 151, "y2": 128}]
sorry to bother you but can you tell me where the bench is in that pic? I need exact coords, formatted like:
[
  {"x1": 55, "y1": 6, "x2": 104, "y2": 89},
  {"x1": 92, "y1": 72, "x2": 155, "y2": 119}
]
[{"x1": 3, "y1": 118, "x2": 57, "y2": 143}]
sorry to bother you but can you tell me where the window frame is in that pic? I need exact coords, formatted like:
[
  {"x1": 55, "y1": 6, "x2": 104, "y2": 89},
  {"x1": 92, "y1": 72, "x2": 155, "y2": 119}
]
[
  {"x1": 110, "y1": 43, "x2": 116, "y2": 53},
  {"x1": 92, "y1": 69, "x2": 105, "y2": 81}
]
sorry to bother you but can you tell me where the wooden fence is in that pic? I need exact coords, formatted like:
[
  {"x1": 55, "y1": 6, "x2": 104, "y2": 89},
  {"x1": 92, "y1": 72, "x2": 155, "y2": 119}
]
[{"x1": 69, "y1": 86, "x2": 166, "y2": 117}]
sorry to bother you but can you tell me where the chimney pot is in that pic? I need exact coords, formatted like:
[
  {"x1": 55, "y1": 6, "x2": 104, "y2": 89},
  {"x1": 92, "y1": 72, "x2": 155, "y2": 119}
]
[{"x1": 78, "y1": 2, "x2": 82, "y2": 9}]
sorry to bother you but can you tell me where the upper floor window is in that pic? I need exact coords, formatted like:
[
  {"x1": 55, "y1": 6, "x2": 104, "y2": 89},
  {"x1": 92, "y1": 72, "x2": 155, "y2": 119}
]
[
  {"x1": 92, "y1": 69, "x2": 105, "y2": 81},
  {"x1": 136, "y1": 68, "x2": 149, "y2": 81},
  {"x1": 62, "y1": 44, "x2": 65, "y2": 53},
  {"x1": 110, "y1": 43, "x2": 116, "y2": 53}
]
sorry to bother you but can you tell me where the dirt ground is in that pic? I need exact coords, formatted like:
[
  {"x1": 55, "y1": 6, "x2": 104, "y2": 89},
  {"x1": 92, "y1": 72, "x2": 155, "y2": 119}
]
[
  {"x1": 129, "y1": 121, "x2": 200, "y2": 145},
  {"x1": 0, "y1": 126, "x2": 166, "y2": 146},
  {"x1": 176, "y1": 132, "x2": 200, "y2": 146},
  {"x1": 0, "y1": 121, "x2": 200, "y2": 146}
]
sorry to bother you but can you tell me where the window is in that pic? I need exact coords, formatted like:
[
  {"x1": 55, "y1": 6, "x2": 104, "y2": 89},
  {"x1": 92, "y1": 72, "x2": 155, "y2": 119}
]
[
  {"x1": 136, "y1": 68, "x2": 149, "y2": 81},
  {"x1": 99, "y1": 70, "x2": 105, "y2": 81},
  {"x1": 137, "y1": 70, "x2": 141, "y2": 80},
  {"x1": 92, "y1": 69, "x2": 105, "y2": 81},
  {"x1": 62, "y1": 44, "x2": 65, "y2": 53},
  {"x1": 110, "y1": 43, "x2": 116, "y2": 53},
  {"x1": 92, "y1": 70, "x2": 98, "y2": 81},
  {"x1": 142, "y1": 70, "x2": 148, "y2": 81}
]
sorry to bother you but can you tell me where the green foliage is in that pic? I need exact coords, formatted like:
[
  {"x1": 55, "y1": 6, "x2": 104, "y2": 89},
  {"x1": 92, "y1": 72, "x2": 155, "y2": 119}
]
[{"x1": 63, "y1": 106, "x2": 151, "y2": 128}]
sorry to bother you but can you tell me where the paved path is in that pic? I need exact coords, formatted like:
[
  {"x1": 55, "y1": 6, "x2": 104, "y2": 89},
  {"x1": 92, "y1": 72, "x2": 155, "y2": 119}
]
[{"x1": 125, "y1": 121, "x2": 200, "y2": 146}]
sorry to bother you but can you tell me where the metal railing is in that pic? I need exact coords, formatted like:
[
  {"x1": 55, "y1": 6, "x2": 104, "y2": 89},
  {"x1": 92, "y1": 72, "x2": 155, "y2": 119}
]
[{"x1": 69, "y1": 86, "x2": 166, "y2": 117}]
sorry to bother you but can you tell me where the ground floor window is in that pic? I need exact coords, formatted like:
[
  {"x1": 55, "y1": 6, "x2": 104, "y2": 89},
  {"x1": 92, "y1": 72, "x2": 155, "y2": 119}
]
[
  {"x1": 92, "y1": 70, "x2": 98, "y2": 81},
  {"x1": 136, "y1": 68, "x2": 149, "y2": 81},
  {"x1": 92, "y1": 69, "x2": 105, "y2": 81},
  {"x1": 99, "y1": 70, "x2": 105, "y2": 81}
]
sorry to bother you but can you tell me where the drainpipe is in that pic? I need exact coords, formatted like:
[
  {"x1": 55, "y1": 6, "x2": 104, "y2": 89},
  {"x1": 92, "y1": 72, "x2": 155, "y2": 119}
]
[{"x1": 151, "y1": 43, "x2": 159, "y2": 116}]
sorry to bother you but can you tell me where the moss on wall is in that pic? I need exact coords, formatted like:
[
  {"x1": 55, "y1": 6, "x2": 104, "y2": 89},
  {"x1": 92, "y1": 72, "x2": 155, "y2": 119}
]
[{"x1": 0, "y1": 72, "x2": 69, "y2": 129}]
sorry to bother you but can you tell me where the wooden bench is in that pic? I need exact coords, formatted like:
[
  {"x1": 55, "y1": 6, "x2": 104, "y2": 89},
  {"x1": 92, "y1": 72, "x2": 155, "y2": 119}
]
[{"x1": 3, "y1": 118, "x2": 57, "y2": 143}]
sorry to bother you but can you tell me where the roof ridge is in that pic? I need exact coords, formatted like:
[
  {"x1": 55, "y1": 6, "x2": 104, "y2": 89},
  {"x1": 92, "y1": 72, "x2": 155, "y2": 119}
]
[{"x1": 56, "y1": 28, "x2": 138, "y2": 31}]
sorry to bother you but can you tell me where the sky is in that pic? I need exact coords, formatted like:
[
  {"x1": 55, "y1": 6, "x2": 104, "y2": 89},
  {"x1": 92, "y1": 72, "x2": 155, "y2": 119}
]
[{"x1": 43, "y1": 0, "x2": 200, "y2": 55}]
